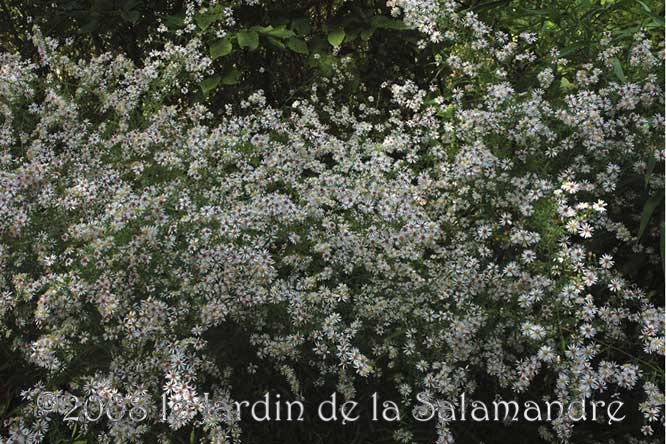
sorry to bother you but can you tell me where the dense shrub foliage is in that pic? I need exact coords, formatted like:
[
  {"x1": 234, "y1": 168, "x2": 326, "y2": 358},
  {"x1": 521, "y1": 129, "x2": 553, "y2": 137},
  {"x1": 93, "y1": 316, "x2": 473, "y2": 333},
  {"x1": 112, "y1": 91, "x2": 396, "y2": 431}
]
[{"x1": 0, "y1": 1, "x2": 663, "y2": 443}]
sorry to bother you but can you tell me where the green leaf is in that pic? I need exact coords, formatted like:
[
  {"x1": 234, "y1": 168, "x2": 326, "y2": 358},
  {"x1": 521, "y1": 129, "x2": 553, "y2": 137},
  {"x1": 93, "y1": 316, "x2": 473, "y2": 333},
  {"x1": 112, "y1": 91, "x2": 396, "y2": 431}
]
[
  {"x1": 559, "y1": 45, "x2": 582, "y2": 57},
  {"x1": 638, "y1": 191, "x2": 664, "y2": 239},
  {"x1": 659, "y1": 222, "x2": 666, "y2": 267},
  {"x1": 194, "y1": 12, "x2": 217, "y2": 30},
  {"x1": 79, "y1": 18, "x2": 99, "y2": 33},
  {"x1": 292, "y1": 18, "x2": 311, "y2": 35},
  {"x1": 123, "y1": 0, "x2": 140, "y2": 9},
  {"x1": 220, "y1": 67, "x2": 241, "y2": 85},
  {"x1": 647, "y1": 17, "x2": 665, "y2": 28},
  {"x1": 612, "y1": 57, "x2": 625, "y2": 83},
  {"x1": 310, "y1": 53, "x2": 334, "y2": 76},
  {"x1": 645, "y1": 155, "x2": 657, "y2": 188},
  {"x1": 370, "y1": 16, "x2": 410, "y2": 30},
  {"x1": 266, "y1": 26, "x2": 295, "y2": 39},
  {"x1": 250, "y1": 25, "x2": 273, "y2": 32},
  {"x1": 266, "y1": 35, "x2": 285, "y2": 49},
  {"x1": 120, "y1": 9, "x2": 140, "y2": 24},
  {"x1": 210, "y1": 38, "x2": 232, "y2": 59},
  {"x1": 360, "y1": 28, "x2": 374, "y2": 41},
  {"x1": 559, "y1": 77, "x2": 574, "y2": 92},
  {"x1": 327, "y1": 29, "x2": 345, "y2": 47},
  {"x1": 345, "y1": 28, "x2": 359, "y2": 42},
  {"x1": 237, "y1": 30, "x2": 259, "y2": 50},
  {"x1": 436, "y1": 104, "x2": 455, "y2": 119},
  {"x1": 200, "y1": 75, "x2": 220, "y2": 94},
  {"x1": 286, "y1": 37, "x2": 308, "y2": 54},
  {"x1": 636, "y1": 0, "x2": 653, "y2": 13},
  {"x1": 163, "y1": 14, "x2": 185, "y2": 29}
]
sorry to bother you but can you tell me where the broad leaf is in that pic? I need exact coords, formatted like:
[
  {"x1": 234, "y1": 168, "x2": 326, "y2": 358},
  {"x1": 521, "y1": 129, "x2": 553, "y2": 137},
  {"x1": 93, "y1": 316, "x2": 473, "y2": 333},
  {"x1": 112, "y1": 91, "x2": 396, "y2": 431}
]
[
  {"x1": 292, "y1": 18, "x2": 311, "y2": 35},
  {"x1": 327, "y1": 29, "x2": 345, "y2": 47},
  {"x1": 250, "y1": 25, "x2": 274, "y2": 33},
  {"x1": 220, "y1": 68, "x2": 241, "y2": 85},
  {"x1": 163, "y1": 14, "x2": 185, "y2": 29},
  {"x1": 200, "y1": 75, "x2": 220, "y2": 94},
  {"x1": 194, "y1": 13, "x2": 217, "y2": 30},
  {"x1": 210, "y1": 38, "x2": 232, "y2": 59},
  {"x1": 79, "y1": 18, "x2": 99, "y2": 33},
  {"x1": 266, "y1": 26, "x2": 295, "y2": 39},
  {"x1": 310, "y1": 53, "x2": 334, "y2": 75},
  {"x1": 370, "y1": 16, "x2": 410, "y2": 30},
  {"x1": 360, "y1": 28, "x2": 374, "y2": 41},
  {"x1": 286, "y1": 37, "x2": 308, "y2": 54},
  {"x1": 121, "y1": 9, "x2": 141, "y2": 24},
  {"x1": 237, "y1": 30, "x2": 259, "y2": 50},
  {"x1": 638, "y1": 191, "x2": 664, "y2": 239},
  {"x1": 266, "y1": 36, "x2": 285, "y2": 49},
  {"x1": 122, "y1": 0, "x2": 140, "y2": 9}
]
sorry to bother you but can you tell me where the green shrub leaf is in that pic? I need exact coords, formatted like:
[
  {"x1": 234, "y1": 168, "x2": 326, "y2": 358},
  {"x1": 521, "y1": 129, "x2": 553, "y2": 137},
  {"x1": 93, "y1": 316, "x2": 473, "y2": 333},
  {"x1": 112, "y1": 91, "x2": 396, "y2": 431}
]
[
  {"x1": 220, "y1": 67, "x2": 241, "y2": 85},
  {"x1": 120, "y1": 9, "x2": 141, "y2": 24},
  {"x1": 237, "y1": 30, "x2": 259, "y2": 50},
  {"x1": 286, "y1": 37, "x2": 308, "y2": 54},
  {"x1": 163, "y1": 14, "x2": 184, "y2": 29},
  {"x1": 370, "y1": 16, "x2": 410, "y2": 30},
  {"x1": 200, "y1": 75, "x2": 220, "y2": 94},
  {"x1": 266, "y1": 35, "x2": 285, "y2": 49},
  {"x1": 292, "y1": 18, "x2": 311, "y2": 35},
  {"x1": 612, "y1": 57, "x2": 626, "y2": 83},
  {"x1": 327, "y1": 29, "x2": 345, "y2": 47},
  {"x1": 638, "y1": 191, "x2": 664, "y2": 239},
  {"x1": 194, "y1": 13, "x2": 217, "y2": 30},
  {"x1": 266, "y1": 26, "x2": 295, "y2": 38},
  {"x1": 210, "y1": 38, "x2": 233, "y2": 59}
]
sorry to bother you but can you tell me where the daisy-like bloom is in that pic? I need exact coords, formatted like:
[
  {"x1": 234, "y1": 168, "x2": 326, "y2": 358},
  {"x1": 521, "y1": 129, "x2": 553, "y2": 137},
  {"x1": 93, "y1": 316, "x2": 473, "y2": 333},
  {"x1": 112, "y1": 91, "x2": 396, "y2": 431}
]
[
  {"x1": 476, "y1": 224, "x2": 492, "y2": 239},
  {"x1": 582, "y1": 270, "x2": 598, "y2": 287},
  {"x1": 608, "y1": 278, "x2": 623, "y2": 292},
  {"x1": 566, "y1": 219, "x2": 580, "y2": 233},
  {"x1": 592, "y1": 200, "x2": 607, "y2": 212},
  {"x1": 521, "y1": 249, "x2": 536, "y2": 264},
  {"x1": 0, "y1": 5, "x2": 663, "y2": 444},
  {"x1": 504, "y1": 261, "x2": 520, "y2": 277},
  {"x1": 537, "y1": 345, "x2": 556, "y2": 363},
  {"x1": 578, "y1": 223, "x2": 594, "y2": 238},
  {"x1": 579, "y1": 323, "x2": 596, "y2": 338},
  {"x1": 599, "y1": 254, "x2": 614, "y2": 269},
  {"x1": 561, "y1": 181, "x2": 580, "y2": 193},
  {"x1": 569, "y1": 247, "x2": 585, "y2": 263},
  {"x1": 498, "y1": 212, "x2": 512, "y2": 226},
  {"x1": 560, "y1": 205, "x2": 577, "y2": 218},
  {"x1": 521, "y1": 322, "x2": 547, "y2": 340}
]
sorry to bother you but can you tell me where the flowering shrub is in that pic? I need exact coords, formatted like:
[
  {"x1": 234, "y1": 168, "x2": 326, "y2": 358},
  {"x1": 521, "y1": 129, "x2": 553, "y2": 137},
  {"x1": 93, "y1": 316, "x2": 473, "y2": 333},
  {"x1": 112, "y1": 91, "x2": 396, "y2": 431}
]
[{"x1": 0, "y1": 1, "x2": 663, "y2": 443}]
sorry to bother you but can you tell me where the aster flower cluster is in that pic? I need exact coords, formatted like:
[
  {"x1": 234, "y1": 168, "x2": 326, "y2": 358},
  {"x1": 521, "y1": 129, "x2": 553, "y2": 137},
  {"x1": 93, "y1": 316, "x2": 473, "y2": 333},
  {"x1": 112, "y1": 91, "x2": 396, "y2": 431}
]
[{"x1": 0, "y1": 1, "x2": 663, "y2": 443}]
